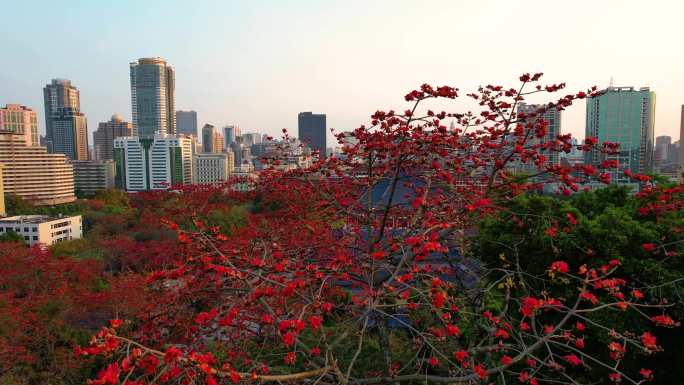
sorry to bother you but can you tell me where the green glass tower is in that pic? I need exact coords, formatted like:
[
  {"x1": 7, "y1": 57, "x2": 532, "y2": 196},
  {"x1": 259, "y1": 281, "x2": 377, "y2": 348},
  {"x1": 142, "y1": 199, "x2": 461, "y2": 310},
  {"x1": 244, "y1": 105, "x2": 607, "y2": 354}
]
[{"x1": 585, "y1": 86, "x2": 655, "y2": 185}]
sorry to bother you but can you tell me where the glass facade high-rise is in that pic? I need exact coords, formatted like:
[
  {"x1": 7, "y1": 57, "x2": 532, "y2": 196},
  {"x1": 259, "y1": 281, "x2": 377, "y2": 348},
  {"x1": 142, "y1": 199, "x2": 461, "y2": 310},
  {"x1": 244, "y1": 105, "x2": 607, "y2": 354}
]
[
  {"x1": 298, "y1": 112, "x2": 326, "y2": 157},
  {"x1": 43, "y1": 79, "x2": 80, "y2": 152},
  {"x1": 51, "y1": 107, "x2": 89, "y2": 160},
  {"x1": 585, "y1": 86, "x2": 655, "y2": 185},
  {"x1": 223, "y1": 125, "x2": 240, "y2": 147},
  {"x1": 130, "y1": 57, "x2": 176, "y2": 137},
  {"x1": 241, "y1": 132, "x2": 261, "y2": 147},
  {"x1": 202, "y1": 124, "x2": 224, "y2": 153},
  {"x1": 655, "y1": 135, "x2": 672, "y2": 171},
  {"x1": 679, "y1": 105, "x2": 684, "y2": 176},
  {"x1": 176, "y1": 110, "x2": 197, "y2": 137}
]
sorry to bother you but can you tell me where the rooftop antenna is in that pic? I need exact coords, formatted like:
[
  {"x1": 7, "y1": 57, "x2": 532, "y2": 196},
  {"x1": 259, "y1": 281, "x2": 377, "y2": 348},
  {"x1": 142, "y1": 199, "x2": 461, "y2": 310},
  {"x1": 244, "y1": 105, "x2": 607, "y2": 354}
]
[{"x1": 609, "y1": 76, "x2": 614, "y2": 88}]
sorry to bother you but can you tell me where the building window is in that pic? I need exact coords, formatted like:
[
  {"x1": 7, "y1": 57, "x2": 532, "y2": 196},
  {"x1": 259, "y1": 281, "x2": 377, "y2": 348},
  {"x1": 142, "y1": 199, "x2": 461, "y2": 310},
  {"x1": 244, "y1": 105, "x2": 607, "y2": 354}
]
[{"x1": 33, "y1": 236, "x2": 38, "y2": 241}]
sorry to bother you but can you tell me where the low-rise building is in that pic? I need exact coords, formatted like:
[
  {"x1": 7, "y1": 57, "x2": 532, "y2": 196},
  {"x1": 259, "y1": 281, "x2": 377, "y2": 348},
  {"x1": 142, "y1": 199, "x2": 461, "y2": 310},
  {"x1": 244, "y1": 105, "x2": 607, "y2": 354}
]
[
  {"x1": 71, "y1": 160, "x2": 116, "y2": 196},
  {"x1": 0, "y1": 214, "x2": 82, "y2": 246},
  {"x1": 193, "y1": 152, "x2": 234, "y2": 185}
]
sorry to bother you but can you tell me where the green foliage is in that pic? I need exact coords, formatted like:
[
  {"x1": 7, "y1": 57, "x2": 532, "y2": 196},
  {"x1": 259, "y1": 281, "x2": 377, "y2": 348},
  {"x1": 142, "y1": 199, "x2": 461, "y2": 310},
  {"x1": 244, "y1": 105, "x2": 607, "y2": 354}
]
[
  {"x1": 93, "y1": 189, "x2": 130, "y2": 208},
  {"x1": 205, "y1": 205, "x2": 249, "y2": 235},
  {"x1": 470, "y1": 186, "x2": 684, "y2": 384},
  {"x1": 37, "y1": 300, "x2": 64, "y2": 320},
  {"x1": 50, "y1": 238, "x2": 92, "y2": 258},
  {"x1": 0, "y1": 230, "x2": 25, "y2": 244},
  {"x1": 4, "y1": 194, "x2": 34, "y2": 215}
]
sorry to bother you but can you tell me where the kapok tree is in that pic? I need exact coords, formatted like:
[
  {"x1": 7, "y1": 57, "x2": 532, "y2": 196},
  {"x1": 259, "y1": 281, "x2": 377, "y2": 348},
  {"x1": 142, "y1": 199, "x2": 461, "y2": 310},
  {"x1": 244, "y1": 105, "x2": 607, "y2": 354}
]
[{"x1": 80, "y1": 74, "x2": 679, "y2": 385}]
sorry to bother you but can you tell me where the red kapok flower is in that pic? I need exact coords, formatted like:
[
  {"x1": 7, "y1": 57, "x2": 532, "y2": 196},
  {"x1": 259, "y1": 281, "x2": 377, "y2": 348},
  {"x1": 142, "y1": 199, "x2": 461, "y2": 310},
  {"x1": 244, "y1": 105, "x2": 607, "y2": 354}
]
[
  {"x1": 642, "y1": 243, "x2": 657, "y2": 252},
  {"x1": 473, "y1": 364, "x2": 487, "y2": 379},
  {"x1": 109, "y1": 319, "x2": 123, "y2": 329},
  {"x1": 453, "y1": 350, "x2": 469, "y2": 362},
  {"x1": 641, "y1": 332, "x2": 657, "y2": 349},
  {"x1": 445, "y1": 323, "x2": 461, "y2": 336},
  {"x1": 284, "y1": 351, "x2": 297, "y2": 365},
  {"x1": 282, "y1": 332, "x2": 296, "y2": 347},
  {"x1": 309, "y1": 315, "x2": 323, "y2": 330},
  {"x1": 550, "y1": 261, "x2": 569, "y2": 274},
  {"x1": 563, "y1": 354, "x2": 582, "y2": 366},
  {"x1": 164, "y1": 346, "x2": 182, "y2": 363},
  {"x1": 651, "y1": 314, "x2": 676, "y2": 327}
]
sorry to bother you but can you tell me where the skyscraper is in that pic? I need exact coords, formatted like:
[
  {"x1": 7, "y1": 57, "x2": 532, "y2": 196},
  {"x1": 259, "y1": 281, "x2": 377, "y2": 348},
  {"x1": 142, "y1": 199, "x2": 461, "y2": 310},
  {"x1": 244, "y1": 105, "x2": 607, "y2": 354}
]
[
  {"x1": 515, "y1": 102, "x2": 562, "y2": 172},
  {"x1": 223, "y1": 125, "x2": 240, "y2": 147},
  {"x1": 43, "y1": 79, "x2": 80, "y2": 152},
  {"x1": 93, "y1": 113, "x2": 133, "y2": 161},
  {"x1": 679, "y1": 105, "x2": 684, "y2": 177},
  {"x1": 655, "y1": 135, "x2": 672, "y2": 171},
  {"x1": 51, "y1": 107, "x2": 88, "y2": 160},
  {"x1": 130, "y1": 57, "x2": 176, "y2": 137},
  {"x1": 298, "y1": 112, "x2": 326, "y2": 157},
  {"x1": 585, "y1": 86, "x2": 655, "y2": 185},
  {"x1": 0, "y1": 104, "x2": 38, "y2": 147},
  {"x1": 241, "y1": 132, "x2": 261, "y2": 147},
  {"x1": 176, "y1": 110, "x2": 198, "y2": 137},
  {"x1": 202, "y1": 124, "x2": 224, "y2": 153}
]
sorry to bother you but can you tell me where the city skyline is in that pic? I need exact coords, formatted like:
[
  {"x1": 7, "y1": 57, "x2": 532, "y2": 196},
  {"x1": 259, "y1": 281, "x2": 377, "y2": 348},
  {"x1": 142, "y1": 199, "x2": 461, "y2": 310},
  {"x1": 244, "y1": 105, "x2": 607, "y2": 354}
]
[{"x1": 1, "y1": 1, "x2": 682, "y2": 145}]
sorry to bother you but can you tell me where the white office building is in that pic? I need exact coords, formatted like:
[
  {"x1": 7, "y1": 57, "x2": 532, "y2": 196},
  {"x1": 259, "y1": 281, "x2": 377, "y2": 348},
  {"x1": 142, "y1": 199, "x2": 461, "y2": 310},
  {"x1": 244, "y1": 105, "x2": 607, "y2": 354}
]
[
  {"x1": 193, "y1": 152, "x2": 234, "y2": 185},
  {"x1": 114, "y1": 134, "x2": 192, "y2": 191},
  {"x1": 0, "y1": 215, "x2": 82, "y2": 246}
]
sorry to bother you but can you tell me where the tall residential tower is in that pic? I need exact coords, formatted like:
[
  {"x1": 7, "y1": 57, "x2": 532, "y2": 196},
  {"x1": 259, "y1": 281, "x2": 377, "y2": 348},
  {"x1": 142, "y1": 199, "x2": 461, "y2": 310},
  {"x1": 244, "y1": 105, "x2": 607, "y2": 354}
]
[
  {"x1": 516, "y1": 102, "x2": 562, "y2": 172},
  {"x1": 93, "y1": 114, "x2": 133, "y2": 161},
  {"x1": 202, "y1": 124, "x2": 224, "y2": 153},
  {"x1": 51, "y1": 107, "x2": 88, "y2": 160},
  {"x1": 176, "y1": 110, "x2": 198, "y2": 137},
  {"x1": 298, "y1": 112, "x2": 326, "y2": 158},
  {"x1": 585, "y1": 86, "x2": 655, "y2": 185},
  {"x1": 43, "y1": 79, "x2": 80, "y2": 152},
  {"x1": 130, "y1": 57, "x2": 176, "y2": 137}
]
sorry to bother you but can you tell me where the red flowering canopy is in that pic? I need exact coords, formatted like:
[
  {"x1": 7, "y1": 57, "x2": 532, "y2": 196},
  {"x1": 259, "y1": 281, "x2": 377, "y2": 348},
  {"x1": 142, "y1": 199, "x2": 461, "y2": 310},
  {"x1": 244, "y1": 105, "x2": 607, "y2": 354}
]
[{"x1": 81, "y1": 74, "x2": 677, "y2": 385}]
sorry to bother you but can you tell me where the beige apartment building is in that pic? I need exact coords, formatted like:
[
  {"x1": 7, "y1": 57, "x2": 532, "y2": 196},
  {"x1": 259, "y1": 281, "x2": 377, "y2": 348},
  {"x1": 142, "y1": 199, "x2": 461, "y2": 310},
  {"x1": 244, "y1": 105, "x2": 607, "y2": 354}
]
[
  {"x1": 94, "y1": 113, "x2": 133, "y2": 160},
  {"x1": 0, "y1": 164, "x2": 5, "y2": 217},
  {"x1": 0, "y1": 132, "x2": 75, "y2": 205},
  {"x1": 0, "y1": 104, "x2": 39, "y2": 147}
]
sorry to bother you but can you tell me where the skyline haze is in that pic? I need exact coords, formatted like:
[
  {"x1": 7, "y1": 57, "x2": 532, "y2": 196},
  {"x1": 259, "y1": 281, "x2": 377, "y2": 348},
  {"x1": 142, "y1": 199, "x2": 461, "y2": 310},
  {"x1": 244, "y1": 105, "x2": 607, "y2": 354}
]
[{"x1": 1, "y1": 0, "x2": 683, "y2": 145}]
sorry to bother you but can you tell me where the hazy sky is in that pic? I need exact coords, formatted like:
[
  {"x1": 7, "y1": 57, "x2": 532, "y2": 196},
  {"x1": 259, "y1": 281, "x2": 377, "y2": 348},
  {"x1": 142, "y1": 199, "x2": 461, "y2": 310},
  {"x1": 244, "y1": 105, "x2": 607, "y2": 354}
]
[{"x1": 1, "y1": 0, "x2": 682, "y2": 145}]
